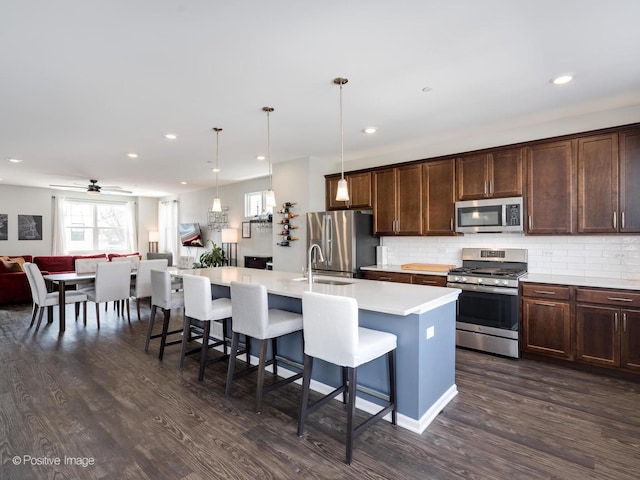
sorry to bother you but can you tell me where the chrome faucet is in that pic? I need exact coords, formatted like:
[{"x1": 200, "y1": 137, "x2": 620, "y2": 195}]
[{"x1": 308, "y1": 243, "x2": 325, "y2": 285}]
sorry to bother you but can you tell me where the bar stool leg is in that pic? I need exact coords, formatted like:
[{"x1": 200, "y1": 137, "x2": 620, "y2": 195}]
[
  {"x1": 179, "y1": 316, "x2": 191, "y2": 369},
  {"x1": 145, "y1": 305, "x2": 157, "y2": 352},
  {"x1": 255, "y1": 339, "x2": 268, "y2": 413},
  {"x1": 271, "y1": 337, "x2": 278, "y2": 376},
  {"x1": 297, "y1": 354, "x2": 314, "y2": 436},
  {"x1": 389, "y1": 349, "x2": 397, "y2": 425},
  {"x1": 159, "y1": 309, "x2": 171, "y2": 360},
  {"x1": 346, "y1": 366, "x2": 357, "y2": 465},
  {"x1": 225, "y1": 332, "x2": 240, "y2": 396},
  {"x1": 198, "y1": 320, "x2": 211, "y2": 381}
]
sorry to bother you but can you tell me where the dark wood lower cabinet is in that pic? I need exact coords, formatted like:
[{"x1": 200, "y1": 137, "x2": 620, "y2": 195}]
[
  {"x1": 521, "y1": 282, "x2": 640, "y2": 378},
  {"x1": 522, "y1": 298, "x2": 572, "y2": 359}
]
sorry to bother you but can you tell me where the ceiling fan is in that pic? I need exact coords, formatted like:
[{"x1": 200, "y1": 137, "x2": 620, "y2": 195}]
[{"x1": 49, "y1": 179, "x2": 133, "y2": 195}]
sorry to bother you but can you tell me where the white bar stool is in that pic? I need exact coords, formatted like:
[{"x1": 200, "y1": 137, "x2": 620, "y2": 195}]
[
  {"x1": 225, "y1": 281, "x2": 303, "y2": 413},
  {"x1": 180, "y1": 274, "x2": 232, "y2": 381},
  {"x1": 298, "y1": 291, "x2": 397, "y2": 464},
  {"x1": 147, "y1": 269, "x2": 184, "y2": 359}
]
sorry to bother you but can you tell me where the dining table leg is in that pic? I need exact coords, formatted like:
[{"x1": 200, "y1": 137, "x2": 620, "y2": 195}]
[{"x1": 58, "y1": 280, "x2": 66, "y2": 333}]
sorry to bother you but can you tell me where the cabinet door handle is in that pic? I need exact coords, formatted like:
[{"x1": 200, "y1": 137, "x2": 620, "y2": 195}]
[
  {"x1": 607, "y1": 297, "x2": 633, "y2": 302},
  {"x1": 534, "y1": 290, "x2": 556, "y2": 295},
  {"x1": 622, "y1": 211, "x2": 625, "y2": 230},
  {"x1": 489, "y1": 180, "x2": 493, "y2": 195},
  {"x1": 623, "y1": 312, "x2": 627, "y2": 332},
  {"x1": 613, "y1": 211, "x2": 617, "y2": 229},
  {"x1": 450, "y1": 218, "x2": 454, "y2": 232},
  {"x1": 534, "y1": 301, "x2": 557, "y2": 307},
  {"x1": 528, "y1": 215, "x2": 532, "y2": 230},
  {"x1": 614, "y1": 312, "x2": 619, "y2": 331},
  {"x1": 484, "y1": 181, "x2": 487, "y2": 195}
]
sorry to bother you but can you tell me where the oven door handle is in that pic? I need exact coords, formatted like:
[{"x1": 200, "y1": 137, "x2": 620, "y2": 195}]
[{"x1": 447, "y1": 282, "x2": 519, "y2": 296}]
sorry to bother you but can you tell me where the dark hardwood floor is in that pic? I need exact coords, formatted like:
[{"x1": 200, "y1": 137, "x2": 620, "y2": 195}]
[{"x1": 1, "y1": 302, "x2": 638, "y2": 480}]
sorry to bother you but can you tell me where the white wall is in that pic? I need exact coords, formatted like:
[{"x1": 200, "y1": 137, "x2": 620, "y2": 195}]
[{"x1": 0, "y1": 184, "x2": 53, "y2": 256}]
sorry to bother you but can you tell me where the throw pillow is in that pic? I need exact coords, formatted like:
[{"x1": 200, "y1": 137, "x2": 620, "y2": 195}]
[{"x1": 1, "y1": 259, "x2": 23, "y2": 272}]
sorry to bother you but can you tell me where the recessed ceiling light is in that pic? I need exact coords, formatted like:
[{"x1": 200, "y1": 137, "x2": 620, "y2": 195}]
[
  {"x1": 363, "y1": 127, "x2": 377, "y2": 134},
  {"x1": 180, "y1": 181, "x2": 187, "y2": 185},
  {"x1": 164, "y1": 133, "x2": 178, "y2": 140},
  {"x1": 212, "y1": 167, "x2": 220, "y2": 173},
  {"x1": 551, "y1": 74, "x2": 574, "y2": 85},
  {"x1": 127, "y1": 153, "x2": 138, "y2": 158},
  {"x1": 8, "y1": 158, "x2": 22, "y2": 163},
  {"x1": 256, "y1": 155, "x2": 266, "y2": 161}
]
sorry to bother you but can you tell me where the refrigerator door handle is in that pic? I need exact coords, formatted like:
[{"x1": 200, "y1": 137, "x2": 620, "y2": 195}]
[
  {"x1": 326, "y1": 215, "x2": 333, "y2": 266},
  {"x1": 320, "y1": 214, "x2": 327, "y2": 267}
]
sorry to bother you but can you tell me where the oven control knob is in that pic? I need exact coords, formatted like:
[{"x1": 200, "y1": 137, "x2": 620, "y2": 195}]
[
  {"x1": 477, "y1": 278, "x2": 483, "y2": 283},
  {"x1": 503, "y1": 280, "x2": 510, "y2": 286},
  {"x1": 461, "y1": 276, "x2": 467, "y2": 282},
  {"x1": 493, "y1": 279, "x2": 500, "y2": 285},
  {"x1": 453, "y1": 276, "x2": 460, "y2": 282}
]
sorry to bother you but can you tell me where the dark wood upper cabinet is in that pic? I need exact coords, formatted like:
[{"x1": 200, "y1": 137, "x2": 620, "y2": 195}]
[
  {"x1": 373, "y1": 164, "x2": 422, "y2": 236},
  {"x1": 422, "y1": 159, "x2": 455, "y2": 235},
  {"x1": 577, "y1": 134, "x2": 619, "y2": 233},
  {"x1": 456, "y1": 148, "x2": 523, "y2": 200},
  {"x1": 619, "y1": 129, "x2": 640, "y2": 233},
  {"x1": 326, "y1": 171, "x2": 372, "y2": 210},
  {"x1": 525, "y1": 140, "x2": 576, "y2": 234}
]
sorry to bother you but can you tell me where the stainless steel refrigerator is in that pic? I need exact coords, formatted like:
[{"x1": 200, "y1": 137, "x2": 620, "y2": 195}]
[{"x1": 307, "y1": 211, "x2": 379, "y2": 278}]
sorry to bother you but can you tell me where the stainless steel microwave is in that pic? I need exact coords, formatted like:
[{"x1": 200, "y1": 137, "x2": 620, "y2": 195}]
[{"x1": 455, "y1": 196, "x2": 524, "y2": 233}]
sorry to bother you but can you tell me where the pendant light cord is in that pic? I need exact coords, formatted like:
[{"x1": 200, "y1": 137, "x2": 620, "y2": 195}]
[
  {"x1": 340, "y1": 81, "x2": 344, "y2": 181},
  {"x1": 263, "y1": 106, "x2": 274, "y2": 191}
]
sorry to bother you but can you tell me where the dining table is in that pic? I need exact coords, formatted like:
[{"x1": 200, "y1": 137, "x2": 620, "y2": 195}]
[{"x1": 43, "y1": 272, "x2": 99, "y2": 332}]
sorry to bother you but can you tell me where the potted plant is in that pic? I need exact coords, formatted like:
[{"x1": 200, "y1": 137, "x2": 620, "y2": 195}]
[{"x1": 194, "y1": 240, "x2": 226, "y2": 268}]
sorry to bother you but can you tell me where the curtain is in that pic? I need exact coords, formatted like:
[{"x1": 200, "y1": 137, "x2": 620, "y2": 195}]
[
  {"x1": 52, "y1": 196, "x2": 66, "y2": 255},
  {"x1": 159, "y1": 200, "x2": 178, "y2": 262},
  {"x1": 126, "y1": 201, "x2": 137, "y2": 252}
]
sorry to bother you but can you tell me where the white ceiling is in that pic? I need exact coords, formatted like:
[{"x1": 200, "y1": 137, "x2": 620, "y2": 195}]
[{"x1": 2, "y1": 0, "x2": 640, "y2": 197}]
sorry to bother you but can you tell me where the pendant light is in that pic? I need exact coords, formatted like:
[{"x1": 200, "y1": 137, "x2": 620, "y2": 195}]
[
  {"x1": 212, "y1": 127, "x2": 223, "y2": 212},
  {"x1": 334, "y1": 77, "x2": 350, "y2": 202},
  {"x1": 263, "y1": 106, "x2": 276, "y2": 208}
]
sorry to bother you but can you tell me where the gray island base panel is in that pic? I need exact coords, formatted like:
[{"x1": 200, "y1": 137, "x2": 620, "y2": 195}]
[{"x1": 177, "y1": 267, "x2": 460, "y2": 434}]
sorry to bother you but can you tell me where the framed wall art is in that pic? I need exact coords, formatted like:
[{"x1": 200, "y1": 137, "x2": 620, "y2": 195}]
[
  {"x1": 18, "y1": 214, "x2": 42, "y2": 240},
  {"x1": 242, "y1": 221, "x2": 251, "y2": 239},
  {"x1": 0, "y1": 214, "x2": 7, "y2": 240}
]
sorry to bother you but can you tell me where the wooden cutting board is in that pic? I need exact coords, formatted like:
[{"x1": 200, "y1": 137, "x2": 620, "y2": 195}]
[{"x1": 401, "y1": 263, "x2": 455, "y2": 272}]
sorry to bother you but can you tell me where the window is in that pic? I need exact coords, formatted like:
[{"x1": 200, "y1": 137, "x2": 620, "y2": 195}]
[
  {"x1": 244, "y1": 191, "x2": 273, "y2": 217},
  {"x1": 61, "y1": 199, "x2": 136, "y2": 254}
]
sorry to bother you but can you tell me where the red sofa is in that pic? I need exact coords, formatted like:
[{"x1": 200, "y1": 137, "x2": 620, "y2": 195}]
[{"x1": 0, "y1": 254, "x2": 113, "y2": 305}]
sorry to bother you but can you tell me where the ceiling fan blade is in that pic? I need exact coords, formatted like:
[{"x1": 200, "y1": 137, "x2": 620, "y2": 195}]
[{"x1": 49, "y1": 184, "x2": 85, "y2": 189}]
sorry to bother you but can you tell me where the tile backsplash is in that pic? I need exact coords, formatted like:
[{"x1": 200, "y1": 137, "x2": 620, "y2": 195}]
[{"x1": 381, "y1": 234, "x2": 640, "y2": 280}]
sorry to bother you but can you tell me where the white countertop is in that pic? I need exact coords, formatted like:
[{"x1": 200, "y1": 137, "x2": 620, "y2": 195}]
[
  {"x1": 174, "y1": 267, "x2": 460, "y2": 316},
  {"x1": 361, "y1": 265, "x2": 453, "y2": 276},
  {"x1": 522, "y1": 273, "x2": 640, "y2": 291}
]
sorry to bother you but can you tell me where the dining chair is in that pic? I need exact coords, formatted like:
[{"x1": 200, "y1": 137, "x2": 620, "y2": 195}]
[
  {"x1": 82, "y1": 261, "x2": 132, "y2": 328},
  {"x1": 23, "y1": 262, "x2": 88, "y2": 331},
  {"x1": 225, "y1": 281, "x2": 303, "y2": 413},
  {"x1": 298, "y1": 291, "x2": 397, "y2": 464},
  {"x1": 130, "y1": 259, "x2": 168, "y2": 322},
  {"x1": 147, "y1": 269, "x2": 184, "y2": 360},
  {"x1": 180, "y1": 274, "x2": 232, "y2": 381}
]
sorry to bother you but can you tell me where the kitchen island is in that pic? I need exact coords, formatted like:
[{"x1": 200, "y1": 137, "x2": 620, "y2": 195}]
[{"x1": 176, "y1": 267, "x2": 460, "y2": 434}]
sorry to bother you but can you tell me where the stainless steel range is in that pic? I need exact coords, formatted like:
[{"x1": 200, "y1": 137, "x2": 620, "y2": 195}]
[{"x1": 447, "y1": 248, "x2": 528, "y2": 358}]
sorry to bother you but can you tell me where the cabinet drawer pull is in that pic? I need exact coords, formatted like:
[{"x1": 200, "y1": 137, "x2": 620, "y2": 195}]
[
  {"x1": 606, "y1": 297, "x2": 633, "y2": 302},
  {"x1": 419, "y1": 280, "x2": 437, "y2": 285},
  {"x1": 534, "y1": 290, "x2": 556, "y2": 295},
  {"x1": 534, "y1": 301, "x2": 557, "y2": 307},
  {"x1": 379, "y1": 276, "x2": 392, "y2": 281}
]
